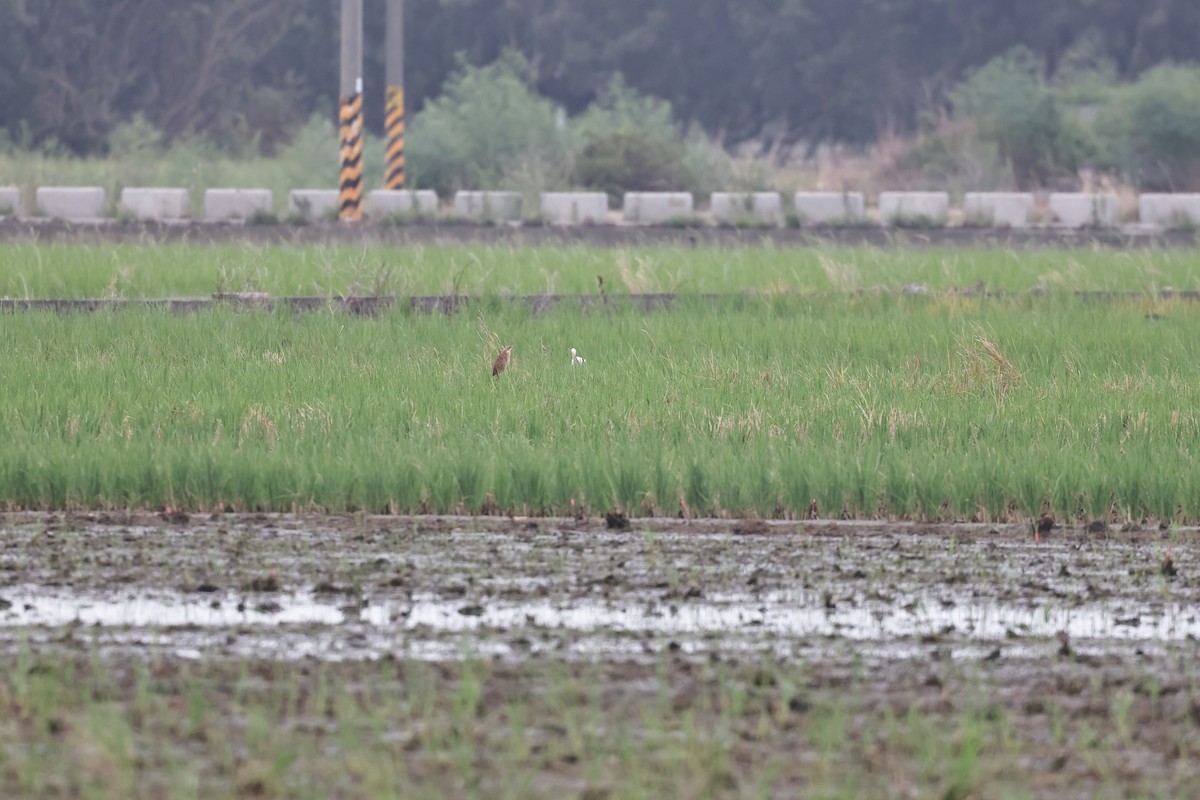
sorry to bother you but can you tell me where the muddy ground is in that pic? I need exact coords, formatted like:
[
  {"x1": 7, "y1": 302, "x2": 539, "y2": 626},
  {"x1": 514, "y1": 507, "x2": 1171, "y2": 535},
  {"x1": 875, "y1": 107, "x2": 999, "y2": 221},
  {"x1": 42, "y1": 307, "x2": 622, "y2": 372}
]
[
  {"x1": 2, "y1": 512, "x2": 1198, "y2": 797},
  {"x1": 1, "y1": 512, "x2": 1196, "y2": 662}
]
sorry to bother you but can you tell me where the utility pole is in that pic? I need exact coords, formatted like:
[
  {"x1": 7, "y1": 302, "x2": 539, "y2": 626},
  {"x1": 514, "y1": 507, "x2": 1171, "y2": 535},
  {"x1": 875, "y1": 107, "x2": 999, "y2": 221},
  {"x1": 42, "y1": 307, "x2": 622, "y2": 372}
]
[
  {"x1": 384, "y1": 0, "x2": 406, "y2": 190},
  {"x1": 338, "y1": 0, "x2": 364, "y2": 221}
]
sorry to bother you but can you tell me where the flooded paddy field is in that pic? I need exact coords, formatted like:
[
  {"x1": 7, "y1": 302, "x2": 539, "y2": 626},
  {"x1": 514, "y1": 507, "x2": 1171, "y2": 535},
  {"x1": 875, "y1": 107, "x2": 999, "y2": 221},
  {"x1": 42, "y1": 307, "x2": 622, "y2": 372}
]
[
  {"x1": 2, "y1": 512, "x2": 1199, "y2": 798},
  {"x1": 1, "y1": 512, "x2": 1197, "y2": 663}
]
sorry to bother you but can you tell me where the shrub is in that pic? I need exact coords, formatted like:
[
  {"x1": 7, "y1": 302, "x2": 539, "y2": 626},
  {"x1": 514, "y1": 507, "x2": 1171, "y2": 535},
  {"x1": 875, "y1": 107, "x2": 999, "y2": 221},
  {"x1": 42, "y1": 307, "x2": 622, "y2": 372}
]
[
  {"x1": 108, "y1": 113, "x2": 163, "y2": 158},
  {"x1": 572, "y1": 74, "x2": 729, "y2": 201},
  {"x1": 1094, "y1": 65, "x2": 1200, "y2": 190},
  {"x1": 406, "y1": 50, "x2": 571, "y2": 195},
  {"x1": 888, "y1": 213, "x2": 943, "y2": 230},
  {"x1": 573, "y1": 74, "x2": 680, "y2": 144},
  {"x1": 950, "y1": 47, "x2": 1095, "y2": 189},
  {"x1": 888, "y1": 119, "x2": 1012, "y2": 193},
  {"x1": 248, "y1": 208, "x2": 279, "y2": 226},
  {"x1": 573, "y1": 131, "x2": 694, "y2": 203}
]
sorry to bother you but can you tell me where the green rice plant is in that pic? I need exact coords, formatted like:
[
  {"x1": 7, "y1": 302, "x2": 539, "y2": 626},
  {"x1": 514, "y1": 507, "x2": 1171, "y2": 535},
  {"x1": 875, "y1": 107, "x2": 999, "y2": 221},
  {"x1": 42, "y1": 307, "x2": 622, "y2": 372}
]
[
  {"x1": 3, "y1": 242, "x2": 1200, "y2": 299},
  {"x1": 1, "y1": 291, "x2": 1200, "y2": 520}
]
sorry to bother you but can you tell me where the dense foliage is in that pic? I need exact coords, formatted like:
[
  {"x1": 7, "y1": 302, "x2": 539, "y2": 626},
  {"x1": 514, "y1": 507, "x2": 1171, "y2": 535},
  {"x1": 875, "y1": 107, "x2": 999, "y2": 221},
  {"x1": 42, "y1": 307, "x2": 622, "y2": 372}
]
[
  {"x1": 3, "y1": 0, "x2": 1199, "y2": 156},
  {"x1": 948, "y1": 48, "x2": 1096, "y2": 189},
  {"x1": 404, "y1": 53, "x2": 572, "y2": 195},
  {"x1": 573, "y1": 132, "x2": 695, "y2": 202}
]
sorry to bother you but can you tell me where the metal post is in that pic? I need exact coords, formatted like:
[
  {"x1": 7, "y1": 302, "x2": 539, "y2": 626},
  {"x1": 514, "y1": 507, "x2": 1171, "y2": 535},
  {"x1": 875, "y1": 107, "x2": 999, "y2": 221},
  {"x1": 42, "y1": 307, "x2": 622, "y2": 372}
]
[
  {"x1": 338, "y1": 0, "x2": 364, "y2": 221},
  {"x1": 384, "y1": 0, "x2": 406, "y2": 190}
]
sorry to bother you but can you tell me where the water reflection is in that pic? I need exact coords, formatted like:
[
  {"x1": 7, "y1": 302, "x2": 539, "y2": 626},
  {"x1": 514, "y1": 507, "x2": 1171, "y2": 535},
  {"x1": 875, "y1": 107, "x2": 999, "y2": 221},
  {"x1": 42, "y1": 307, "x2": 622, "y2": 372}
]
[{"x1": 1, "y1": 586, "x2": 1195, "y2": 643}]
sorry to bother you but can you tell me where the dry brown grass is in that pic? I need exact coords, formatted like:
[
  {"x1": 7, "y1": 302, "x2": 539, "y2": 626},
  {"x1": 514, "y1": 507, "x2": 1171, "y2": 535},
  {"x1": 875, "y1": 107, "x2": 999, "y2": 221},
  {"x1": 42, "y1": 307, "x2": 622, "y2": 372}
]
[
  {"x1": 943, "y1": 332, "x2": 1026, "y2": 402},
  {"x1": 817, "y1": 253, "x2": 861, "y2": 292},
  {"x1": 742, "y1": 121, "x2": 1145, "y2": 211}
]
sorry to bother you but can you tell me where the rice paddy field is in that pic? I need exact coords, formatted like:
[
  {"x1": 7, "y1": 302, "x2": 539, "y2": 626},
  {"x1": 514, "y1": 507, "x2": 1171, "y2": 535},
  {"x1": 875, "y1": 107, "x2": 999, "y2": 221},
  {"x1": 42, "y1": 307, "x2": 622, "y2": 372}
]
[
  {"x1": 2, "y1": 237, "x2": 1200, "y2": 798},
  {"x1": 3, "y1": 239, "x2": 1200, "y2": 298},
  {"x1": 3, "y1": 242, "x2": 1200, "y2": 521}
]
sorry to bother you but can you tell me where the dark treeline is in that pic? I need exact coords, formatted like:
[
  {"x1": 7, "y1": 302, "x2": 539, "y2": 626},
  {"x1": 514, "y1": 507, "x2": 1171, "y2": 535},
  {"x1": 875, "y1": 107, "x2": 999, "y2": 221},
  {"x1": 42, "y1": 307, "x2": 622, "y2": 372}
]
[{"x1": 2, "y1": 0, "x2": 1197, "y2": 155}]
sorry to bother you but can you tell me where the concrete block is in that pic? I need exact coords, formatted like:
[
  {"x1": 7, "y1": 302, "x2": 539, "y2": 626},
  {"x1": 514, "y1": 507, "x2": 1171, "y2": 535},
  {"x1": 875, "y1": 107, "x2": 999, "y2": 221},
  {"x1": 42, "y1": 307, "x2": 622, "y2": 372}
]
[
  {"x1": 119, "y1": 188, "x2": 189, "y2": 220},
  {"x1": 287, "y1": 189, "x2": 339, "y2": 220},
  {"x1": 622, "y1": 192, "x2": 694, "y2": 224},
  {"x1": 204, "y1": 188, "x2": 272, "y2": 222},
  {"x1": 793, "y1": 192, "x2": 865, "y2": 225},
  {"x1": 453, "y1": 191, "x2": 522, "y2": 221},
  {"x1": 878, "y1": 192, "x2": 949, "y2": 225},
  {"x1": 710, "y1": 192, "x2": 783, "y2": 225},
  {"x1": 1048, "y1": 193, "x2": 1118, "y2": 228},
  {"x1": 540, "y1": 192, "x2": 609, "y2": 225},
  {"x1": 1139, "y1": 194, "x2": 1200, "y2": 226},
  {"x1": 365, "y1": 189, "x2": 438, "y2": 218},
  {"x1": 710, "y1": 192, "x2": 753, "y2": 222},
  {"x1": 36, "y1": 186, "x2": 105, "y2": 220},
  {"x1": 963, "y1": 192, "x2": 1033, "y2": 228},
  {"x1": 0, "y1": 186, "x2": 17, "y2": 215}
]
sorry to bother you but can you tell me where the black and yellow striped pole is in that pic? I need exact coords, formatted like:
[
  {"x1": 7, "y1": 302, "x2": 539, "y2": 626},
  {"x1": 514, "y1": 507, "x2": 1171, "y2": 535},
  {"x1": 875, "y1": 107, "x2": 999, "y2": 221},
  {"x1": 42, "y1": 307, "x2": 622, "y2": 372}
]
[
  {"x1": 384, "y1": 0, "x2": 405, "y2": 190},
  {"x1": 384, "y1": 87, "x2": 405, "y2": 190},
  {"x1": 339, "y1": 89, "x2": 364, "y2": 221},
  {"x1": 339, "y1": 0, "x2": 363, "y2": 222}
]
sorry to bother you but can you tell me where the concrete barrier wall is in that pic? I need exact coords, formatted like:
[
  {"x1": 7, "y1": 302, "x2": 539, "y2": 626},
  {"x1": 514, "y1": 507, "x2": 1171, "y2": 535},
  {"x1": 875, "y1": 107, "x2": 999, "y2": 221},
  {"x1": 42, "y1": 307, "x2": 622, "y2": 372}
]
[
  {"x1": 623, "y1": 192, "x2": 694, "y2": 224},
  {"x1": 541, "y1": 192, "x2": 608, "y2": 224},
  {"x1": 0, "y1": 186, "x2": 17, "y2": 215},
  {"x1": 16, "y1": 185, "x2": 1200, "y2": 229},
  {"x1": 710, "y1": 192, "x2": 783, "y2": 225},
  {"x1": 963, "y1": 192, "x2": 1033, "y2": 228},
  {"x1": 366, "y1": 189, "x2": 438, "y2": 218},
  {"x1": 793, "y1": 192, "x2": 865, "y2": 225},
  {"x1": 288, "y1": 190, "x2": 340, "y2": 220},
  {"x1": 878, "y1": 192, "x2": 949, "y2": 225},
  {"x1": 1049, "y1": 193, "x2": 1118, "y2": 228},
  {"x1": 453, "y1": 191, "x2": 522, "y2": 221},
  {"x1": 120, "y1": 188, "x2": 189, "y2": 221},
  {"x1": 1139, "y1": 194, "x2": 1200, "y2": 226},
  {"x1": 37, "y1": 187, "x2": 106, "y2": 220},
  {"x1": 204, "y1": 189, "x2": 272, "y2": 222}
]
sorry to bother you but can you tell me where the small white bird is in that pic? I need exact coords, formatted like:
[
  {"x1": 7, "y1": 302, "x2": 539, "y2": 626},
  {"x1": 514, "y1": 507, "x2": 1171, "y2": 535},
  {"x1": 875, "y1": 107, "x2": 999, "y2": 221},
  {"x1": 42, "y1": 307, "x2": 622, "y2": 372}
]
[{"x1": 570, "y1": 347, "x2": 585, "y2": 367}]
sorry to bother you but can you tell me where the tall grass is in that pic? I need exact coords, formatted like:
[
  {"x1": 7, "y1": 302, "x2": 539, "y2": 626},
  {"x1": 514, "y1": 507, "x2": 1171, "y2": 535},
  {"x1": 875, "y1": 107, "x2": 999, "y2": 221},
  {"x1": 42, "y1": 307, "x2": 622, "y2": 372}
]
[
  {"x1": 1, "y1": 242, "x2": 1199, "y2": 299},
  {"x1": 2, "y1": 294, "x2": 1199, "y2": 520}
]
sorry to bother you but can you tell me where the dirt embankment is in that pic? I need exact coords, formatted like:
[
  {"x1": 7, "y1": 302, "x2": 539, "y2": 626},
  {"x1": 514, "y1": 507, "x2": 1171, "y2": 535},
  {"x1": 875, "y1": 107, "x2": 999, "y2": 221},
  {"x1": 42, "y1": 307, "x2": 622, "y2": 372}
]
[{"x1": 1, "y1": 216, "x2": 1196, "y2": 249}]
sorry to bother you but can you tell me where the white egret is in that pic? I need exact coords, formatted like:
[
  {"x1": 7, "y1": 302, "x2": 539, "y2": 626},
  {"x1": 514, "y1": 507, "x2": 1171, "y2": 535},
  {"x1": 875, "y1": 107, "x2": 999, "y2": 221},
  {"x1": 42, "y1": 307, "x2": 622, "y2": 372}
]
[{"x1": 570, "y1": 347, "x2": 585, "y2": 367}]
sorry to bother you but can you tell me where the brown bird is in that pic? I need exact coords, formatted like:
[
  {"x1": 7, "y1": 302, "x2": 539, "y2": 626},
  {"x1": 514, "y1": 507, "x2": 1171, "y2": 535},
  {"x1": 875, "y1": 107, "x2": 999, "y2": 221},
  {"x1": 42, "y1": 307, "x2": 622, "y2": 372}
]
[{"x1": 491, "y1": 344, "x2": 514, "y2": 377}]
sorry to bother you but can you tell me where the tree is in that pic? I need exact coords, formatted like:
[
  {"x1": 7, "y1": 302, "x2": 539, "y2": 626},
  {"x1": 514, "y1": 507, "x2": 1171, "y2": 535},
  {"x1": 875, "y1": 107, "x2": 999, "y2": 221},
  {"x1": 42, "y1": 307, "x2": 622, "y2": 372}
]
[
  {"x1": 1096, "y1": 65, "x2": 1200, "y2": 189},
  {"x1": 950, "y1": 48, "x2": 1095, "y2": 188},
  {"x1": 405, "y1": 51, "x2": 571, "y2": 194},
  {"x1": 3, "y1": 0, "x2": 1200, "y2": 155},
  {"x1": 3, "y1": 0, "x2": 290, "y2": 152}
]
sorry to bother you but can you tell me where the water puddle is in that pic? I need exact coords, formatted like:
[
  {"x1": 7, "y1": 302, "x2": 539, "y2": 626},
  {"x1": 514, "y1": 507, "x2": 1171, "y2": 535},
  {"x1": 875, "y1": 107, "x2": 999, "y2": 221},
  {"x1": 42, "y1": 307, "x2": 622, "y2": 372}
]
[
  {"x1": 1, "y1": 586, "x2": 1195, "y2": 645},
  {"x1": 0, "y1": 590, "x2": 343, "y2": 627}
]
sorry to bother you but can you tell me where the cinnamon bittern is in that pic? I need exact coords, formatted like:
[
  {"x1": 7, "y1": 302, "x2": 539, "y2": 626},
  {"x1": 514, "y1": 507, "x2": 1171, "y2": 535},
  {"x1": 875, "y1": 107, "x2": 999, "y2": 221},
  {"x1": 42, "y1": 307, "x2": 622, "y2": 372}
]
[{"x1": 492, "y1": 345, "x2": 514, "y2": 377}]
